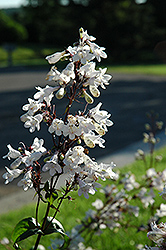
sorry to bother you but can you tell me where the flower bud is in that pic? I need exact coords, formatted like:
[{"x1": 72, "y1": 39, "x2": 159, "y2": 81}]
[
  {"x1": 77, "y1": 139, "x2": 81, "y2": 144},
  {"x1": 59, "y1": 153, "x2": 65, "y2": 161},
  {"x1": 56, "y1": 87, "x2": 65, "y2": 99},
  {"x1": 89, "y1": 85, "x2": 100, "y2": 97},
  {"x1": 82, "y1": 89, "x2": 94, "y2": 104}
]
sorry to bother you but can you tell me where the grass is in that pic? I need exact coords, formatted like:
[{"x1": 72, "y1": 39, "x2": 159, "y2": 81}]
[
  {"x1": 0, "y1": 145, "x2": 166, "y2": 250},
  {"x1": 108, "y1": 64, "x2": 166, "y2": 76},
  {"x1": 0, "y1": 44, "x2": 166, "y2": 75}
]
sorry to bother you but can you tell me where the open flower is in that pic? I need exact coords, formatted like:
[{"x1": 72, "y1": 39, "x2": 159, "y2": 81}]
[
  {"x1": 42, "y1": 152, "x2": 62, "y2": 176},
  {"x1": 2, "y1": 167, "x2": 22, "y2": 184},
  {"x1": 147, "y1": 221, "x2": 166, "y2": 247},
  {"x1": 17, "y1": 170, "x2": 33, "y2": 191},
  {"x1": 24, "y1": 114, "x2": 43, "y2": 133},
  {"x1": 3, "y1": 144, "x2": 21, "y2": 160}
]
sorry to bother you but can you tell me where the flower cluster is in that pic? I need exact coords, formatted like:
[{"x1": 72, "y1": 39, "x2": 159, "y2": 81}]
[{"x1": 2, "y1": 28, "x2": 116, "y2": 202}]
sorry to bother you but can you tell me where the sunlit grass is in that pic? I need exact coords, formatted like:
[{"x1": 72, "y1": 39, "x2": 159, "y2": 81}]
[{"x1": 108, "y1": 64, "x2": 166, "y2": 76}]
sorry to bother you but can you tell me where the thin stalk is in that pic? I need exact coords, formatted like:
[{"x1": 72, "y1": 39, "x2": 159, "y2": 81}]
[{"x1": 34, "y1": 202, "x2": 50, "y2": 250}]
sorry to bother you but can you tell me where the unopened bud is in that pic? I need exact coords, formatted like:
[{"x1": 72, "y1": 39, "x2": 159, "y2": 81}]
[
  {"x1": 79, "y1": 27, "x2": 84, "y2": 39},
  {"x1": 82, "y1": 89, "x2": 94, "y2": 104},
  {"x1": 89, "y1": 85, "x2": 100, "y2": 97},
  {"x1": 77, "y1": 139, "x2": 81, "y2": 144},
  {"x1": 56, "y1": 87, "x2": 65, "y2": 99},
  {"x1": 59, "y1": 153, "x2": 65, "y2": 161},
  {"x1": 145, "y1": 123, "x2": 151, "y2": 131}
]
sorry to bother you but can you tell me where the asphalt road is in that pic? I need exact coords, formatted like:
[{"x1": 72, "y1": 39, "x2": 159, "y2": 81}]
[{"x1": 0, "y1": 67, "x2": 166, "y2": 197}]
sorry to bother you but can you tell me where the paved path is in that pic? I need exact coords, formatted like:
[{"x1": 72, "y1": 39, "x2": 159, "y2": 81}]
[{"x1": 0, "y1": 67, "x2": 166, "y2": 213}]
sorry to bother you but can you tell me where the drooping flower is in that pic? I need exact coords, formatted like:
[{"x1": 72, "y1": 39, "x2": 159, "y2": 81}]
[
  {"x1": 34, "y1": 85, "x2": 59, "y2": 106},
  {"x1": 3, "y1": 144, "x2": 21, "y2": 160},
  {"x1": 2, "y1": 166, "x2": 22, "y2": 184},
  {"x1": 45, "y1": 50, "x2": 68, "y2": 64}
]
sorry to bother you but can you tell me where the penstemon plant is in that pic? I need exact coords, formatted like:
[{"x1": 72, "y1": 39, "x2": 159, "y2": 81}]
[{"x1": 2, "y1": 28, "x2": 118, "y2": 249}]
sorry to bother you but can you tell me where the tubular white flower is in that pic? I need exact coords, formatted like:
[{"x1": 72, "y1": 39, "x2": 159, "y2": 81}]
[
  {"x1": 147, "y1": 221, "x2": 166, "y2": 247},
  {"x1": 24, "y1": 114, "x2": 43, "y2": 133},
  {"x1": 83, "y1": 131, "x2": 105, "y2": 148},
  {"x1": 3, "y1": 144, "x2": 21, "y2": 160},
  {"x1": 43, "y1": 152, "x2": 62, "y2": 176},
  {"x1": 22, "y1": 98, "x2": 44, "y2": 116},
  {"x1": 31, "y1": 137, "x2": 47, "y2": 153},
  {"x1": 17, "y1": 170, "x2": 33, "y2": 191},
  {"x1": 2, "y1": 167, "x2": 22, "y2": 184},
  {"x1": 34, "y1": 85, "x2": 59, "y2": 106},
  {"x1": 48, "y1": 118, "x2": 64, "y2": 135},
  {"x1": 45, "y1": 51, "x2": 67, "y2": 64}
]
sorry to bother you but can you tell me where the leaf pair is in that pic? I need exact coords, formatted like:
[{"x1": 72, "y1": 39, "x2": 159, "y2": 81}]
[{"x1": 12, "y1": 217, "x2": 70, "y2": 249}]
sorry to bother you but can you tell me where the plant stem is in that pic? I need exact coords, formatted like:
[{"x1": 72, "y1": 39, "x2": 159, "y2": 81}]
[{"x1": 34, "y1": 202, "x2": 50, "y2": 250}]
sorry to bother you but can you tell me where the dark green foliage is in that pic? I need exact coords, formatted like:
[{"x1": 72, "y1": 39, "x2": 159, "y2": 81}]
[{"x1": 0, "y1": 10, "x2": 28, "y2": 44}]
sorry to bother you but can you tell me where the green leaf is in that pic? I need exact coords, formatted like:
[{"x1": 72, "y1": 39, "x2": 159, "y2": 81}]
[
  {"x1": 43, "y1": 217, "x2": 66, "y2": 236},
  {"x1": 12, "y1": 217, "x2": 40, "y2": 244}
]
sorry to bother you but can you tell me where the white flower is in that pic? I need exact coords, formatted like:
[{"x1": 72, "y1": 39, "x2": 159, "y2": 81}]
[
  {"x1": 34, "y1": 85, "x2": 59, "y2": 106},
  {"x1": 31, "y1": 137, "x2": 47, "y2": 153},
  {"x1": 62, "y1": 115, "x2": 82, "y2": 140},
  {"x1": 24, "y1": 114, "x2": 43, "y2": 133},
  {"x1": 77, "y1": 179, "x2": 95, "y2": 199},
  {"x1": 79, "y1": 27, "x2": 96, "y2": 43},
  {"x1": 99, "y1": 162, "x2": 118, "y2": 180},
  {"x1": 92, "y1": 199, "x2": 104, "y2": 210},
  {"x1": 22, "y1": 98, "x2": 44, "y2": 116},
  {"x1": 156, "y1": 203, "x2": 166, "y2": 217},
  {"x1": 63, "y1": 146, "x2": 85, "y2": 169},
  {"x1": 46, "y1": 66, "x2": 61, "y2": 81},
  {"x1": 17, "y1": 170, "x2": 33, "y2": 191},
  {"x1": 89, "y1": 102, "x2": 113, "y2": 133},
  {"x1": 25, "y1": 151, "x2": 43, "y2": 166},
  {"x1": 2, "y1": 166, "x2": 22, "y2": 184},
  {"x1": 146, "y1": 168, "x2": 157, "y2": 178},
  {"x1": 73, "y1": 45, "x2": 95, "y2": 64},
  {"x1": 60, "y1": 62, "x2": 75, "y2": 83},
  {"x1": 86, "y1": 41, "x2": 107, "y2": 62},
  {"x1": 137, "y1": 188, "x2": 155, "y2": 208},
  {"x1": 42, "y1": 152, "x2": 62, "y2": 176},
  {"x1": 3, "y1": 144, "x2": 21, "y2": 160},
  {"x1": 45, "y1": 50, "x2": 68, "y2": 64},
  {"x1": 48, "y1": 118, "x2": 64, "y2": 135},
  {"x1": 95, "y1": 68, "x2": 112, "y2": 89},
  {"x1": 147, "y1": 221, "x2": 166, "y2": 247},
  {"x1": 83, "y1": 131, "x2": 105, "y2": 148}
]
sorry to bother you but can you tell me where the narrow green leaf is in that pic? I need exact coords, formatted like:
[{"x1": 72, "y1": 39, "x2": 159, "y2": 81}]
[{"x1": 12, "y1": 217, "x2": 40, "y2": 244}]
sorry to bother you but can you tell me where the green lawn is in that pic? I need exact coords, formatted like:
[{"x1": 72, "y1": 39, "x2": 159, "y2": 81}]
[
  {"x1": 0, "y1": 45, "x2": 166, "y2": 76},
  {"x1": 0, "y1": 146, "x2": 166, "y2": 250}
]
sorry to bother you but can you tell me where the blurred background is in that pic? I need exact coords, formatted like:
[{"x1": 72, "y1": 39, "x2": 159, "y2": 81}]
[
  {"x1": 0, "y1": 0, "x2": 166, "y2": 66},
  {"x1": 0, "y1": 0, "x2": 166, "y2": 179}
]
